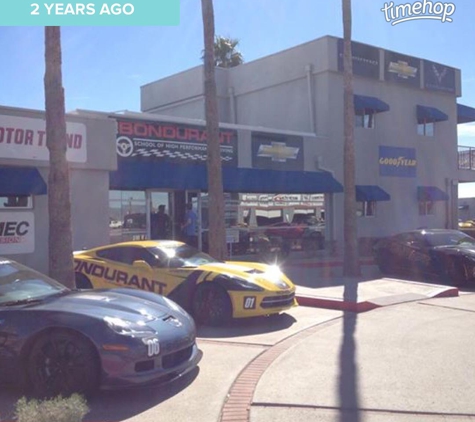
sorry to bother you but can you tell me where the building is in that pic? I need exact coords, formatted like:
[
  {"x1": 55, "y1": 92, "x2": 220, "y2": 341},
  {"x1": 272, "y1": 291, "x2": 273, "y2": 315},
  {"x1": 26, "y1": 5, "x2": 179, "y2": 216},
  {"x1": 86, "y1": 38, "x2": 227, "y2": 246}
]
[
  {"x1": 141, "y1": 35, "x2": 475, "y2": 251},
  {"x1": 2, "y1": 36, "x2": 475, "y2": 272},
  {"x1": 0, "y1": 105, "x2": 116, "y2": 273}
]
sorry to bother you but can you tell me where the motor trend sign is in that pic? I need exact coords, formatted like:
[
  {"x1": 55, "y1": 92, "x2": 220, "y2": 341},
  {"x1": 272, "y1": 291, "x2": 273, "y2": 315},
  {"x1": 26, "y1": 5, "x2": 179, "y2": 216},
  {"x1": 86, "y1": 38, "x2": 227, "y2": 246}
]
[
  {"x1": 116, "y1": 119, "x2": 238, "y2": 166},
  {"x1": 0, "y1": 212, "x2": 35, "y2": 254},
  {"x1": 0, "y1": 115, "x2": 87, "y2": 163}
]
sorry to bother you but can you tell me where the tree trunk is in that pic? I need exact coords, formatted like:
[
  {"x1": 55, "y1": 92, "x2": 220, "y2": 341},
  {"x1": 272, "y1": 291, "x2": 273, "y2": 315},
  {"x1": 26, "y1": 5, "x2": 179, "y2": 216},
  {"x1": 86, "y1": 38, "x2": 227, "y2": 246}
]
[
  {"x1": 201, "y1": 0, "x2": 227, "y2": 260},
  {"x1": 44, "y1": 26, "x2": 75, "y2": 287},
  {"x1": 342, "y1": 0, "x2": 361, "y2": 277}
]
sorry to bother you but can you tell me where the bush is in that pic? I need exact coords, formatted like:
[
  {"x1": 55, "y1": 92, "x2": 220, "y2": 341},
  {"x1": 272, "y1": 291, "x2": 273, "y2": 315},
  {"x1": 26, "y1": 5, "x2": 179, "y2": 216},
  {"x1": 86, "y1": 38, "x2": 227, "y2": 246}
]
[{"x1": 15, "y1": 394, "x2": 89, "y2": 422}]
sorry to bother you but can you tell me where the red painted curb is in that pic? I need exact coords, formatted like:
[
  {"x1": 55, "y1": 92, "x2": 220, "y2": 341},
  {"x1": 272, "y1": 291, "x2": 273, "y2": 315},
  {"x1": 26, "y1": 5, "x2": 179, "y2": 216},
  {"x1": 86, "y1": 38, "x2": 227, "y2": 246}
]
[
  {"x1": 432, "y1": 287, "x2": 459, "y2": 298},
  {"x1": 296, "y1": 294, "x2": 379, "y2": 313}
]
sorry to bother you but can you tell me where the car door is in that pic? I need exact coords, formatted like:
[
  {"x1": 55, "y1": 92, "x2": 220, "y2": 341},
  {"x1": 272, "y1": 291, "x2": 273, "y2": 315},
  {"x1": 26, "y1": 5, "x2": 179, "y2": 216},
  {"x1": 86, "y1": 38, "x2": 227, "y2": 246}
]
[
  {"x1": 399, "y1": 233, "x2": 432, "y2": 278},
  {"x1": 81, "y1": 246, "x2": 167, "y2": 295}
]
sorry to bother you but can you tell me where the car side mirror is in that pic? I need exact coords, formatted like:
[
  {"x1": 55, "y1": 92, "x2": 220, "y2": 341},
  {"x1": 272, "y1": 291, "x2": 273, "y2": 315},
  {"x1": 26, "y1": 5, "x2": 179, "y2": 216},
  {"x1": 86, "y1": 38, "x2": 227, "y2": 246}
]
[{"x1": 132, "y1": 260, "x2": 152, "y2": 270}]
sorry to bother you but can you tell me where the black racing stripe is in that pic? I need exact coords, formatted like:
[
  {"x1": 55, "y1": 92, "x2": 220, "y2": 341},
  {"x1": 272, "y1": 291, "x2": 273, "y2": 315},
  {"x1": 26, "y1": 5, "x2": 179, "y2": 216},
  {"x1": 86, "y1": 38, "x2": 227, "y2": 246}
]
[{"x1": 167, "y1": 270, "x2": 204, "y2": 312}]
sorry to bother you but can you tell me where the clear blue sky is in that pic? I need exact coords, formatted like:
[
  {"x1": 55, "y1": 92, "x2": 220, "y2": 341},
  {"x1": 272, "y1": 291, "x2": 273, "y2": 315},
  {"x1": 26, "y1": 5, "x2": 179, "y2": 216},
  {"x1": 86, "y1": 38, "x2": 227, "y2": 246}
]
[{"x1": 1, "y1": 0, "x2": 474, "y2": 190}]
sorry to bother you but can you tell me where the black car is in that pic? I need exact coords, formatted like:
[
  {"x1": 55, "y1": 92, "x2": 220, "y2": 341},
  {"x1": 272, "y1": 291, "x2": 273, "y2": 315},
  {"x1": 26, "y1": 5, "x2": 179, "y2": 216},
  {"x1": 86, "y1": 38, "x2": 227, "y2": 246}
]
[
  {"x1": 0, "y1": 257, "x2": 202, "y2": 397},
  {"x1": 373, "y1": 229, "x2": 475, "y2": 286}
]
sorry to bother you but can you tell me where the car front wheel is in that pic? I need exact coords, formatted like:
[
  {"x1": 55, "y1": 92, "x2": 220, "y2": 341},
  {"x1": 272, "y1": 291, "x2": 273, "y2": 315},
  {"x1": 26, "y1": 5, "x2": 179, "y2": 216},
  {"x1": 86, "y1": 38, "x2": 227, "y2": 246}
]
[
  {"x1": 192, "y1": 284, "x2": 232, "y2": 326},
  {"x1": 27, "y1": 330, "x2": 100, "y2": 398},
  {"x1": 445, "y1": 257, "x2": 468, "y2": 286}
]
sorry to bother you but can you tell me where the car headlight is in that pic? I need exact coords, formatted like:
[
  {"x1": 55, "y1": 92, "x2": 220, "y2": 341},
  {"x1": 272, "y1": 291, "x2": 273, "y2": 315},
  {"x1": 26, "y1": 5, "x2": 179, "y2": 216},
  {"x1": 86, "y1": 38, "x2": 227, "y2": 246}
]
[
  {"x1": 264, "y1": 265, "x2": 283, "y2": 281},
  {"x1": 104, "y1": 316, "x2": 156, "y2": 337}
]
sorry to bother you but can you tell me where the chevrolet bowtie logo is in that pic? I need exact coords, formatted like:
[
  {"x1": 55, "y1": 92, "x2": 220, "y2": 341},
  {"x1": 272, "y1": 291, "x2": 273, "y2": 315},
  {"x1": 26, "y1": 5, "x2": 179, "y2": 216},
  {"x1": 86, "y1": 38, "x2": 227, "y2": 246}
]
[
  {"x1": 257, "y1": 142, "x2": 299, "y2": 162},
  {"x1": 388, "y1": 60, "x2": 418, "y2": 79}
]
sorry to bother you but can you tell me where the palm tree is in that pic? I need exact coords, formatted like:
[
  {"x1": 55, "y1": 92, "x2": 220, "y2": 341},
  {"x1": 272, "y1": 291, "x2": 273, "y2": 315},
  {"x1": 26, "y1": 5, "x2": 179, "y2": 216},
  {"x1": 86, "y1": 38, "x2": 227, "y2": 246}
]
[
  {"x1": 342, "y1": 0, "x2": 361, "y2": 277},
  {"x1": 213, "y1": 36, "x2": 243, "y2": 68},
  {"x1": 44, "y1": 26, "x2": 75, "y2": 287},
  {"x1": 201, "y1": 0, "x2": 227, "y2": 260},
  {"x1": 201, "y1": 35, "x2": 244, "y2": 68}
]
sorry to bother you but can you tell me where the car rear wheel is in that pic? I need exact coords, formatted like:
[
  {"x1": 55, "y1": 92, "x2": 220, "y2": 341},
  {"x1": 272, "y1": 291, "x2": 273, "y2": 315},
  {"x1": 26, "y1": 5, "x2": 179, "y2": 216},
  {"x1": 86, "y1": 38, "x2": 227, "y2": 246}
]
[
  {"x1": 27, "y1": 330, "x2": 100, "y2": 398},
  {"x1": 375, "y1": 252, "x2": 391, "y2": 275},
  {"x1": 75, "y1": 273, "x2": 93, "y2": 289},
  {"x1": 192, "y1": 284, "x2": 232, "y2": 326}
]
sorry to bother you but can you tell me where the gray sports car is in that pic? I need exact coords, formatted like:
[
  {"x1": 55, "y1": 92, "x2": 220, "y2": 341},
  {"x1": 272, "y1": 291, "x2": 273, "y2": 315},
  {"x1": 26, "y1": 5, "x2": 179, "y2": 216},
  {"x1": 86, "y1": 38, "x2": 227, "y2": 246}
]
[{"x1": 0, "y1": 257, "x2": 202, "y2": 397}]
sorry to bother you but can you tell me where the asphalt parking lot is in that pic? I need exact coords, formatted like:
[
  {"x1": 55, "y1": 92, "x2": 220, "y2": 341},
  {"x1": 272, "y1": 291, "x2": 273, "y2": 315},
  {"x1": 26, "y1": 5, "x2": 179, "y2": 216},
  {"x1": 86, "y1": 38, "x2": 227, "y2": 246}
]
[
  {"x1": 2, "y1": 260, "x2": 475, "y2": 422},
  {"x1": 0, "y1": 305, "x2": 342, "y2": 422},
  {"x1": 3, "y1": 290, "x2": 475, "y2": 422}
]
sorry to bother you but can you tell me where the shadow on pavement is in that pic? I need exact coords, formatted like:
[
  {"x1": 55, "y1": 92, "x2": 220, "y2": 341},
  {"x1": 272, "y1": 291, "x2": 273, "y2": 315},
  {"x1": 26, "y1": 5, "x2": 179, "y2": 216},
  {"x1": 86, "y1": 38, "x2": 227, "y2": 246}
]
[
  {"x1": 338, "y1": 279, "x2": 361, "y2": 422},
  {"x1": 0, "y1": 367, "x2": 200, "y2": 422},
  {"x1": 197, "y1": 312, "x2": 297, "y2": 339}
]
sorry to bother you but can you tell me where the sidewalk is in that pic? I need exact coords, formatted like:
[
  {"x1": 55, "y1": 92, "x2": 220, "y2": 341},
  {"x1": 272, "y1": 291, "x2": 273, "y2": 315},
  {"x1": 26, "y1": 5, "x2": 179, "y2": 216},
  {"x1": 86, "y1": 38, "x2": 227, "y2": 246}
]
[
  {"x1": 251, "y1": 294, "x2": 475, "y2": 421},
  {"x1": 280, "y1": 251, "x2": 459, "y2": 312}
]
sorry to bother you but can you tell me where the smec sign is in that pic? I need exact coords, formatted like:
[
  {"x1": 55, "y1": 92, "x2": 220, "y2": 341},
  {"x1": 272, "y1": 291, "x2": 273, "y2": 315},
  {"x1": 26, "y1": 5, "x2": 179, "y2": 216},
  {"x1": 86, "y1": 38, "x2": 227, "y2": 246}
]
[{"x1": 0, "y1": 212, "x2": 35, "y2": 254}]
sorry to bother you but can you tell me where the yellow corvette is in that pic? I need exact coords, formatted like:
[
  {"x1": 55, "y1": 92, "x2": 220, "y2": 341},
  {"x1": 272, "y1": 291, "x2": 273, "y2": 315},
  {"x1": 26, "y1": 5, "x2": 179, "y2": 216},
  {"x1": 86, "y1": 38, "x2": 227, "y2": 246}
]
[{"x1": 73, "y1": 240, "x2": 297, "y2": 325}]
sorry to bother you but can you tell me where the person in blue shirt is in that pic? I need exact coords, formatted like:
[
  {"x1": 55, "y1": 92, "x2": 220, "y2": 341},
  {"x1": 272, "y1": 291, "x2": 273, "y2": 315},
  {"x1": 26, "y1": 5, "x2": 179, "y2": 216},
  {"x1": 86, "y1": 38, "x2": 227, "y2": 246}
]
[{"x1": 181, "y1": 203, "x2": 198, "y2": 247}]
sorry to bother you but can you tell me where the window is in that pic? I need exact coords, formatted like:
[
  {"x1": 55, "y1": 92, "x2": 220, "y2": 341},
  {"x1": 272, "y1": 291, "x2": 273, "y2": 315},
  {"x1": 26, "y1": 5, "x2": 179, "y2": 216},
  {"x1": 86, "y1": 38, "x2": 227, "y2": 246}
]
[
  {"x1": 355, "y1": 110, "x2": 374, "y2": 129},
  {"x1": 0, "y1": 195, "x2": 32, "y2": 209},
  {"x1": 417, "y1": 120, "x2": 434, "y2": 136},
  {"x1": 356, "y1": 201, "x2": 376, "y2": 217},
  {"x1": 418, "y1": 200, "x2": 434, "y2": 216},
  {"x1": 96, "y1": 246, "x2": 156, "y2": 266}
]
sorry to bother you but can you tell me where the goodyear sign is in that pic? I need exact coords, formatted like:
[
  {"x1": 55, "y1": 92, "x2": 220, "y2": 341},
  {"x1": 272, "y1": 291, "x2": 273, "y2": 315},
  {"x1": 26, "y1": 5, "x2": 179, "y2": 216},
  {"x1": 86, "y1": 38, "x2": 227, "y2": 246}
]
[{"x1": 379, "y1": 146, "x2": 416, "y2": 177}]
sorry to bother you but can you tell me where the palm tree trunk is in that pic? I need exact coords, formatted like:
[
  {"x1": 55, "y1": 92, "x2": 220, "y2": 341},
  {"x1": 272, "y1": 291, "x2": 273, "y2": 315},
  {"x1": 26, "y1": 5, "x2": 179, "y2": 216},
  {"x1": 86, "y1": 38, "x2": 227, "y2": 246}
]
[
  {"x1": 201, "y1": 0, "x2": 227, "y2": 260},
  {"x1": 342, "y1": 0, "x2": 361, "y2": 277},
  {"x1": 44, "y1": 26, "x2": 75, "y2": 287}
]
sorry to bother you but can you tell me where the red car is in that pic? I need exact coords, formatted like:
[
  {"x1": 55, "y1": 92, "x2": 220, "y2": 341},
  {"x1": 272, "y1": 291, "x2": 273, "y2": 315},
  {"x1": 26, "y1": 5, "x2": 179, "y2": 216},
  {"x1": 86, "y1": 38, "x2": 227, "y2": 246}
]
[{"x1": 264, "y1": 221, "x2": 325, "y2": 256}]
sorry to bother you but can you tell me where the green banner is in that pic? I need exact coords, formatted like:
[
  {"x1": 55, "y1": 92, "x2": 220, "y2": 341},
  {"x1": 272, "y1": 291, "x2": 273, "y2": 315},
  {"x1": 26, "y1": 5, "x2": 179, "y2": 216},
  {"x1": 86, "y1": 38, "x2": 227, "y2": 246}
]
[{"x1": 0, "y1": 0, "x2": 179, "y2": 26}]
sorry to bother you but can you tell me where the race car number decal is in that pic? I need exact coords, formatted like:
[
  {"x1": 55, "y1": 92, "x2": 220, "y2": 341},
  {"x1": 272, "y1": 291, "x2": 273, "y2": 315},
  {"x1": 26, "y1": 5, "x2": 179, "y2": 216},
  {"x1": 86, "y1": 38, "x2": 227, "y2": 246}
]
[
  {"x1": 243, "y1": 296, "x2": 256, "y2": 310},
  {"x1": 145, "y1": 338, "x2": 160, "y2": 357}
]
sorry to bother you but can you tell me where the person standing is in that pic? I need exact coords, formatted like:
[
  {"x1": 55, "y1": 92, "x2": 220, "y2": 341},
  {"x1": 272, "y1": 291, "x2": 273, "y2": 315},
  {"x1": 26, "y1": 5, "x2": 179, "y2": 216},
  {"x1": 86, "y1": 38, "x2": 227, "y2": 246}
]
[
  {"x1": 182, "y1": 203, "x2": 198, "y2": 247},
  {"x1": 156, "y1": 205, "x2": 171, "y2": 239},
  {"x1": 151, "y1": 205, "x2": 171, "y2": 239}
]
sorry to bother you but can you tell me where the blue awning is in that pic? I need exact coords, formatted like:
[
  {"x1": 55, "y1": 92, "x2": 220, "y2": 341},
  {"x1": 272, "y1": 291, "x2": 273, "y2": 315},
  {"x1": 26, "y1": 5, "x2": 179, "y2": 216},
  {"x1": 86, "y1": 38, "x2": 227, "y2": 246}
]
[
  {"x1": 354, "y1": 95, "x2": 390, "y2": 113},
  {"x1": 457, "y1": 103, "x2": 475, "y2": 124},
  {"x1": 0, "y1": 167, "x2": 47, "y2": 195},
  {"x1": 223, "y1": 167, "x2": 343, "y2": 193},
  {"x1": 416, "y1": 105, "x2": 448, "y2": 123},
  {"x1": 355, "y1": 185, "x2": 390, "y2": 202},
  {"x1": 417, "y1": 186, "x2": 449, "y2": 201},
  {"x1": 110, "y1": 161, "x2": 344, "y2": 194}
]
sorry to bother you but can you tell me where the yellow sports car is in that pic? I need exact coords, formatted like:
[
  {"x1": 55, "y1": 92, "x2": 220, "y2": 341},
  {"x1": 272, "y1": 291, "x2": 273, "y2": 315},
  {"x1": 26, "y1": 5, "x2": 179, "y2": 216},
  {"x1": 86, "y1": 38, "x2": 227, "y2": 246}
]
[{"x1": 73, "y1": 240, "x2": 297, "y2": 325}]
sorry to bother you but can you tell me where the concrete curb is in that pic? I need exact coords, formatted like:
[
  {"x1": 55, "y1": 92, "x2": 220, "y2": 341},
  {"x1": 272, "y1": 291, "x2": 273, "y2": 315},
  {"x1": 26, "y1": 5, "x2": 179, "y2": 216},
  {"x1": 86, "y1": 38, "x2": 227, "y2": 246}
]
[{"x1": 295, "y1": 281, "x2": 459, "y2": 313}]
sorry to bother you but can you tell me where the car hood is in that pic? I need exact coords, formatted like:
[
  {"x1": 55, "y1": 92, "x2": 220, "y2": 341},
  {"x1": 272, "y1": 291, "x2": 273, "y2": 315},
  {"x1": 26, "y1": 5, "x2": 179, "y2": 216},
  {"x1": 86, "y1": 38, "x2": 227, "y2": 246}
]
[
  {"x1": 196, "y1": 262, "x2": 294, "y2": 291},
  {"x1": 30, "y1": 289, "x2": 171, "y2": 323}
]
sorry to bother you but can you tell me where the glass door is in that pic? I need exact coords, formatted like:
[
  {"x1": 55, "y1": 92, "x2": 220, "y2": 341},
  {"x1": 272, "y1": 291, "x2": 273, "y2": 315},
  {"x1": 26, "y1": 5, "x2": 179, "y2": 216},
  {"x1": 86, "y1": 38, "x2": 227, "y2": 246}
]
[{"x1": 147, "y1": 191, "x2": 175, "y2": 240}]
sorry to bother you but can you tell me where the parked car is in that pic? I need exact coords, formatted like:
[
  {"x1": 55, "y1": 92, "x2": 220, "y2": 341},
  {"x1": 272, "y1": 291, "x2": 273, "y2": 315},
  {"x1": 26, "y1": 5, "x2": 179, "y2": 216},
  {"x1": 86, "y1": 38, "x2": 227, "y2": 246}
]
[
  {"x1": 73, "y1": 240, "x2": 297, "y2": 325},
  {"x1": 0, "y1": 257, "x2": 202, "y2": 397},
  {"x1": 264, "y1": 219, "x2": 325, "y2": 257},
  {"x1": 373, "y1": 229, "x2": 475, "y2": 286}
]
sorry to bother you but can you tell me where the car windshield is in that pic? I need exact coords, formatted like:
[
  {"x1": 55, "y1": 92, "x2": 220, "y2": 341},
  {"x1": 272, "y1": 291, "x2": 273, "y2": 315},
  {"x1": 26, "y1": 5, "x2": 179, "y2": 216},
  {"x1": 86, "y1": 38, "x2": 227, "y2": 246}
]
[
  {"x1": 424, "y1": 231, "x2": 475, "y2": 247},
  {"x1": 0, "y1": 259, "x2": 68, "y2": 306},
  {"x1": 148, "y1": 245, "x2": 220, "y2": 267}
]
